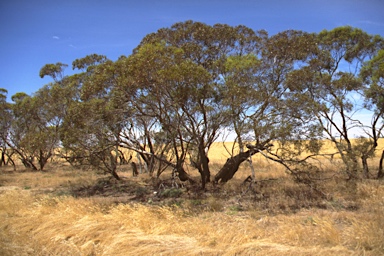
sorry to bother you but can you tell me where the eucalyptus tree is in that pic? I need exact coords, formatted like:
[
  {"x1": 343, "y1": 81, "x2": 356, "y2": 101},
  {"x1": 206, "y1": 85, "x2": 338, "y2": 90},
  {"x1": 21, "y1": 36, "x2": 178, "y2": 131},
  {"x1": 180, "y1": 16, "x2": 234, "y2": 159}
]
[
  {"x1": 5, "y1": 90, "x2": 61, "y2": 171},
  {"x1": 215, "y1": 30, "x2": 323, "y2": 183},
  {"x1": 56, "y1": 55, "x2": 128, "y2": 179},
  {"x1": 39, "y1": 61, "x2": 85, "y2": 166},
  {"x1": 143, "y1": 22, "x2": 228, "y2": 187},
  {"x1": 0, "y1": 88, "x2": 7, "y2": 166},
  {"x1": 212, "y1": 53, "x2": 262, "y2": 183},
  {"x1": 108, "y1": 55, "x2": 171, "y2": 177},
  {"x1": 76, "y1": 53, "x2": 185, "y2": 178},
  {"x1": 4, "y1": 93, "x2": 35, "y2": 169},
  {"x1": 38, "y1": 56, "x2": 125, "y2": 179},
  {"x1": 286, "y1": 27, "x2": 383, "y2": 181},
  {"x1": 125, "y1": 41, "x2": 206, "y2": 184},
  {"x1": 39, "y1": 62, "x2": 68, "y2": 83},
  {"x1": 134, "y1": 21, "x2": 268, "y2": 188},
  {"x1": 0, "y1": 88, "x2": 14, "y2": 167},
  {"x1": 35, "y1": 62, "x2": 81, "y2": 150},
  {"x1": 133, "y1": 22, "x2": 326, "y2": 186},
  {"x1": 361, "y1": 49, "x2": 384, "y2": 178}
]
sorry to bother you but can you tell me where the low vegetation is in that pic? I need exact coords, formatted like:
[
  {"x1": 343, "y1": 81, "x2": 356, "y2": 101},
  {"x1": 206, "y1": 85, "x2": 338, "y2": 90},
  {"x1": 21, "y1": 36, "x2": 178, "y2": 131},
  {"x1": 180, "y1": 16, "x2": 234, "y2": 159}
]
[{"x1": 1, "y1": 156, "x2": 383, "y2": 255}]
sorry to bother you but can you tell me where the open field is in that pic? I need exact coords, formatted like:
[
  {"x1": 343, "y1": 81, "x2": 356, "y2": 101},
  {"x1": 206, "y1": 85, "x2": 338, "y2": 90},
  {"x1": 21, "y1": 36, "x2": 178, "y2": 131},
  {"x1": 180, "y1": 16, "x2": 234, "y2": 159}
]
[
  {"x1": 1, "y1": 143, "x2": 384, "y2": 255},
  {"x1": 208, "y1": 138, "x2": 384, "y2": 163}
]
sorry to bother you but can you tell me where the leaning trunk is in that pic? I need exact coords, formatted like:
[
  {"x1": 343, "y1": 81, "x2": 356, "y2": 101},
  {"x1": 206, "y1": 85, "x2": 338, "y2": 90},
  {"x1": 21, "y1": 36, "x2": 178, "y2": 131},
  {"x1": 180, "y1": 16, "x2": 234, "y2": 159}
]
[
  {"x1": 214, "y1": 143, "x2": 272, "y2": 183},
  {"x1": 214, "y1": 150, "x2": 253, "y2": 183},
  {"x1": 176, "y1": 161, "x2": 196, "y2": 184},
  {"x1": 21, "y1": 156, "x2": 38, "y2": 171},
  {"x1": 109, "y1": 151, "x2": 120, "y2": 180},
  {"x1": 111, "y1": 169, "x2": 121, "y2": 180}
]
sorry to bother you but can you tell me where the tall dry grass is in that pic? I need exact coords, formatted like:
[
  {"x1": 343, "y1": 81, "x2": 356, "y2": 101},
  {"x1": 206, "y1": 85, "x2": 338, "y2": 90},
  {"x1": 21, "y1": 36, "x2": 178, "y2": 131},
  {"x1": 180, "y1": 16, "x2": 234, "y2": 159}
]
[
  {"x1": 1, "y1": 187, "x2": 383, "y2": 255},
  {"x1": 1, "y1": 162, "x2": 384, "y2": 255},
  {"x1": 1, "y1": 138, "x2": 384, "y2": 256}
]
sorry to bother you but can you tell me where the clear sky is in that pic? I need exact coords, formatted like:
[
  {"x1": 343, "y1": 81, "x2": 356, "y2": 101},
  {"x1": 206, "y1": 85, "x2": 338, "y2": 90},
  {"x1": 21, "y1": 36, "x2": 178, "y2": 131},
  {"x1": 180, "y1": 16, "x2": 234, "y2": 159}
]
[{"x1": 1, "y1": 0, "x2": 383, "y2": 101}]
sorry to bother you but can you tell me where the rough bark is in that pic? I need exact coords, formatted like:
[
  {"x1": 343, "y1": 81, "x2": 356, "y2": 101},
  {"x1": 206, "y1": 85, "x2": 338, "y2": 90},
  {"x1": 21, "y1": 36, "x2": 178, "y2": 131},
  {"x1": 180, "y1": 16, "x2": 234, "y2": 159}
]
[
  {"x1": 178, "y1": 166, "x2": 196, "y2": 184},
  {"x1": 214, "y1": 143, "x2": 272, "y2": 183},
  {"x1": 198, "y1": 142, "x2": 210, "y2": 189},
  {"x1": 214, "y1": 150, "x2": 253, "y2": 183}
]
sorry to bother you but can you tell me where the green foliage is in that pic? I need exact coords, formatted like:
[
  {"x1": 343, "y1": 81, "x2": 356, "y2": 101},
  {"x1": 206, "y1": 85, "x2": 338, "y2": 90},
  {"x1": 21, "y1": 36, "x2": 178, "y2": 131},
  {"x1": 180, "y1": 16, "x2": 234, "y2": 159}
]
[
  {"x1": 72, "y1": 54, "x2": 108, "y2": 71},
  {"x1": 354, "y1": 138, "x2": 377, "y2": 158},
  {"x1": 362, "y1": 49, "x2": 384, "y2": 113},
  {"x1": 3, "y1": 21, "x2": 384, "y2": 184},
  {"x1": 39, "y1": 62, "x2": 68, "y2": 81}
]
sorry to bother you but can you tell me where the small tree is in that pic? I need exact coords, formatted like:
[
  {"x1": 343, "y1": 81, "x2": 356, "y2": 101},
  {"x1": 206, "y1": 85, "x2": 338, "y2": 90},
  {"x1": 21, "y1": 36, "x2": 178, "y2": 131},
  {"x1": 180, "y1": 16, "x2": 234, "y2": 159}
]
[
  {"x1": 361, "y1": 49, "x2": 384, "y2": 178},
  {"x1": 0, "y1": 88, "x2": 15, "y2": 168},
  {"x1": 6, "y1": 92, "x2": 59, "y2": 170},
  {"x1": 59, "y1": 56, "x2": 124, "y2": 179},
  {"x1": 216, "y1": 29, "x2": 322, "y2": 183},
  {"x1": 136, "y1": 21, "x2": 269, "y2": 188},
  {"x1": 287, "y1": 27, "x2": 383, "y2": 181}
]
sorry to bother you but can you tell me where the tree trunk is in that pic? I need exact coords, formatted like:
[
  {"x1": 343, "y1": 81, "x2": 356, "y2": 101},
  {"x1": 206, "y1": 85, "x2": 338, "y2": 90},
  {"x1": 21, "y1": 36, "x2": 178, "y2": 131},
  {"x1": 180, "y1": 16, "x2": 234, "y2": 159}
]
[
  {"x1": 131, "y1": 162, "x2": 138, "y2": 176},
  {"x1": 6, "y1": 156, "x2": 16, "y2": 171},
  {"x1": 176, "y1": 162, "x2": 196, "y2": 184},
  {"x1": 361, "y1": 156, "x2": 369, "y2": 179},
  {"x1": 137, "y1": 152, "x2": 143, "y2": 173},
  {"x1": 0, "y1": 150, "x2": 5, "y2": 166},
  {"x1": 378, "y1": 150, "x2": 384, "y2": 179},
  {"x1": 21, "y1": 157, "x2": 38, "y2": 171},
  {"x1": 214, "y1": 150, "x2": 253, "y2": 183},
  {"x1": 111, "y1": 169, "x2": 121, "y2": 180},
  {"x1": 38, "y1": 150, "x2": 52, "y2": 171},
  {"x1": 192, "y1": 141, "x2": 211, "y2": 189},
  {"x1": 199, "y1": 150, "x2": 210, "y2": 189},
  {"x1": 108, "y1": 150, "x2": 120, "y2": 180},
  {"x1": 214, "y1": 143, "x2": 272, "y2": 183},
  {"x1": 343, "y1": 153, "x2": 359, "y2": 181},
  {"x1": 5, "y1": 150, "x2": 14, "y2": 166},
  {"x1": 248, "y1": 155, "x2": 256, "y2": 181}
]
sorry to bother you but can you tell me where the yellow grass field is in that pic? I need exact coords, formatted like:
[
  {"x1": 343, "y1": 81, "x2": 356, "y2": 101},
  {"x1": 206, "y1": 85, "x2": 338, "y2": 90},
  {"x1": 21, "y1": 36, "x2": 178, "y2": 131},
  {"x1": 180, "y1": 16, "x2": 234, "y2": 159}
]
[
  {"x1": 208, "y1": 138, "x2": 384, "y2": 163},
  {"x1": 1, "y1": 140, "x2": 384, "y2": 255}
]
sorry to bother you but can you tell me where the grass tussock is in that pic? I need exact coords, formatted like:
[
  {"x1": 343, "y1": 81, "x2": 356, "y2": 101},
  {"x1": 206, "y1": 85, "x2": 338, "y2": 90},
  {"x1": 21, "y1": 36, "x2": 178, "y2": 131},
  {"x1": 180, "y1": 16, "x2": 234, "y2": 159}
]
[{"x1": 1, "y1": 161, "x2": 384, "y2": 255}]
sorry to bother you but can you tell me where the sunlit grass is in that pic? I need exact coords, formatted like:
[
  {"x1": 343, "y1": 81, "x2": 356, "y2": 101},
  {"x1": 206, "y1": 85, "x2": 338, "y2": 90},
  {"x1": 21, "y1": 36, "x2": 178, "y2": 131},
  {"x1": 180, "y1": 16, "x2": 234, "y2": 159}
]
[
  {"x1": 1, "y1": 140, "x2": 384, "y2": 255},
  {"x1": 1, "y1": 181, "x2": 383, "y2": 255}
]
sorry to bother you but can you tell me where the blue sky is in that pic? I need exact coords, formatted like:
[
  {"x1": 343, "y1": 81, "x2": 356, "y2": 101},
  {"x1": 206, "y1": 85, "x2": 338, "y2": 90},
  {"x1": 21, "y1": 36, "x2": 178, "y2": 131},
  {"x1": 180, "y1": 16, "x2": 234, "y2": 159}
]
[{"x1": 1, "y1": 0, "x2": 383, "y2": 102}]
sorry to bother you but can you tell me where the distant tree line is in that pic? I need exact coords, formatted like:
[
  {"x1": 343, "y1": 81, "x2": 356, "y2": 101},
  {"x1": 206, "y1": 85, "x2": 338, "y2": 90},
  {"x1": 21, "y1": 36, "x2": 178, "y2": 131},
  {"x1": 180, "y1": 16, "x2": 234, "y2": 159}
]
[{"x1": 1, "y1": 21, "x2": 383, "y2": 190}]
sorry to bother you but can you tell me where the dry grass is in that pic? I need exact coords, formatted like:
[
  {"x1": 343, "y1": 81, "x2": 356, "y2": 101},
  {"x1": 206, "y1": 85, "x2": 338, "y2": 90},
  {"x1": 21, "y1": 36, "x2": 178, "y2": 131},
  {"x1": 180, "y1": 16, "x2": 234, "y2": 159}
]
[
  {"x1": 1, "y1": 147, "x2": 384, "y2": 255},
  {"x1": 208, "y1": 138, "x2": 384, "y2": 162}
]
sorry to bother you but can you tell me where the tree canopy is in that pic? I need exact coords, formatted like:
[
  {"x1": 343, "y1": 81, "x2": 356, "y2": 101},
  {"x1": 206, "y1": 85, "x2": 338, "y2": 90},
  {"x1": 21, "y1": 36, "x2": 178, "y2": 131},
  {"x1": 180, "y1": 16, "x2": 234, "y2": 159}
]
[{"x1": 1, "y1": 21, "x2": 384, "y2": 188}]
